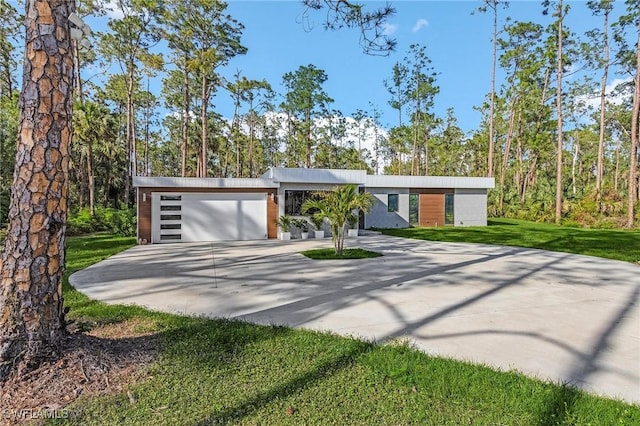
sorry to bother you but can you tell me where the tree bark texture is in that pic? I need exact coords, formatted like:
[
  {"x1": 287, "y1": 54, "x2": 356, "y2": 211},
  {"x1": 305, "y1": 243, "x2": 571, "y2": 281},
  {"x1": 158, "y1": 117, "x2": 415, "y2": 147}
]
[{"x1": 0, "y1": 0, "x2": 74, "y2": 381}]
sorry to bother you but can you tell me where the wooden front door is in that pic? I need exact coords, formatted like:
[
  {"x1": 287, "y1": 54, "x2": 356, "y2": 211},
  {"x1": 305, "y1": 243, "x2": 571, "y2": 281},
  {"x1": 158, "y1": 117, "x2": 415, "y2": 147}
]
[{"x1": 419, "y1": 193, "x2": 445, "y2": 227}]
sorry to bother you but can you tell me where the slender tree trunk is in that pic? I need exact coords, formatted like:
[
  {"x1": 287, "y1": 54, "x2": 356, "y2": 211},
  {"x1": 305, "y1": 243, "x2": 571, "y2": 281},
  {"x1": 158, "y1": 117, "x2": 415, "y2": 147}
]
[
  {"x1": 305, "y1": 107, "x2": 311, "y2": 168},
  {"x1": 87, "y1": 143, "x2": 95, "y2": 215},
  {"x1": 499, "y1": 95, "x2": 518, "y2": 214},
  {"x1": 572, "y1": 138, "x2": 579, "y2": 197},
  {"x1": 488, "y1": 3, "x2": 498, "y2": 178},
  {"x1": 615, "y1": 140, "x2": 621, "y2": 193},
  {"x1": 596, "y1": 9, "x2": 610, "y2": 209},
  {"x1": 515, "y1": 111, "x2": 523, "y2": 194},
  {"x1": 233, "y1": 93, "x2": 241, "y2": 176},
  {"x1": 627, "y1": 36, "x2": 640, "y2": 228},
  {"x1": 0, "y1": 0, "x2": 74, "y2": 381},
  {"x1": 143, "y1": 75, "x2": 150, "y2": 177},
  {"x1": 555, "y1": 1, "x2": 565, "y2": 224},
  {"x1": 248, "y1": 102, "x2": 255, "y2": 177},
  {"x1": 200, "y1": 75, "x2": 208, "y2": 178},
  {"x1": 78, "y1": 153, "x2": 86, "y2": 208},
  {"x1": 181, "y1": 65, "x2": 189, "y2": 177},
  {"x1": 72, "y1": 40, "x2": 82, "y2": 103},
  {"x1": 124, "y1": 62, "x2": 136, "y2": 206},
  {"x1": 522, "y1": 155, "x2": 538, "y2": 204}
]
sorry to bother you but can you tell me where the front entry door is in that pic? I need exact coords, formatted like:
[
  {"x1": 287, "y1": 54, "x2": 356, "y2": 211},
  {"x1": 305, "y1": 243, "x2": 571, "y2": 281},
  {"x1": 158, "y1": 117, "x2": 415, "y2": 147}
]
[{"x1": 419, "y1": 193, "x2": 445, "y2": 227}]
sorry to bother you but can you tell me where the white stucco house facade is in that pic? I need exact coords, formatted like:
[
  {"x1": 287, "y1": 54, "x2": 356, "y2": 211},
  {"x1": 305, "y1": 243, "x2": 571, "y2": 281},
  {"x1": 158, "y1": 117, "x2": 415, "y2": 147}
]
[{"x1": 133, "y1": 168, "x2": 495, "y2": 244}]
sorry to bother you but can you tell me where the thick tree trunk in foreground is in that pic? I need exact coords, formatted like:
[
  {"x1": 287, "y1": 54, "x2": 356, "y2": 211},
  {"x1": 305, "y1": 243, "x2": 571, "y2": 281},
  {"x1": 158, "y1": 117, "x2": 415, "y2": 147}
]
[{"x1": 0, "y1": 0, "x2": 74, "y2": 381}]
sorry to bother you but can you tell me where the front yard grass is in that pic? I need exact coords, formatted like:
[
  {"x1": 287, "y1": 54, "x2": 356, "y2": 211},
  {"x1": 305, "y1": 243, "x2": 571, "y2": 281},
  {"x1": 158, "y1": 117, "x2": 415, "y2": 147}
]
[
  {"x1": 378, "y1": 218, "x2": 640, "y2": 264},
  {"x1": 45, "y1": 233, "x2": 640, "y2": 424}
]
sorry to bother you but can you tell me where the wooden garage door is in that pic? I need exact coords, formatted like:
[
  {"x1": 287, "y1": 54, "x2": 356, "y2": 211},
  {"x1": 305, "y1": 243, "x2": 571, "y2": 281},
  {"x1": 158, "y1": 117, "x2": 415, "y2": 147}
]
[{"x1": 419, "y1": 193, "x2": 445, "y2": 227}]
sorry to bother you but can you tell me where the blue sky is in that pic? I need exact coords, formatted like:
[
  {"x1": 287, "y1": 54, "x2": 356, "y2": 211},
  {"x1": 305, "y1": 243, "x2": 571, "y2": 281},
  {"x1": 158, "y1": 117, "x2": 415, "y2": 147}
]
[
  {"x1": 211, "y1": 0, "x2": 632, "y2": 134},
  {"x1": 7, "y1": 0, "x2": 632, "y2": 134}
]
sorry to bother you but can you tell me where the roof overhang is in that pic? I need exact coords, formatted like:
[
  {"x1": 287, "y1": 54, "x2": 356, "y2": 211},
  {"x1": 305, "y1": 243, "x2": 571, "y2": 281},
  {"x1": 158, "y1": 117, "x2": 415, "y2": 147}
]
[
  {"x1": 132, "y1": 176, "x2": 279, "y2": 189},
  {"x1": 261, "y1": 167, "x2": 367, "y2": 184},
  {"x1": 364, "y1": 175, "x2": 495, "y2": 189}
]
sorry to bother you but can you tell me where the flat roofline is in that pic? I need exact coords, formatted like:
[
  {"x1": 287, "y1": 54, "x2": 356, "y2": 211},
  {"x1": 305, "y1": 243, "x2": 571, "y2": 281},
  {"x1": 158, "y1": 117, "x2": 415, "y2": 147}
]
[
  {"x1": 132, "y1": 176, "x2": 279, "y2": 188},
  {"x1": 133, "y1": 170, "x2": 495, "y2": 190}
]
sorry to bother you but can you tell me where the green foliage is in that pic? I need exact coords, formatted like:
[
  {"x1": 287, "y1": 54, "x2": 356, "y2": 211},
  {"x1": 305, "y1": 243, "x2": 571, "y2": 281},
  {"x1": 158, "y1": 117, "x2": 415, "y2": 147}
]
[
  {"x1": 301, "y1": 248, "x2": 382, "y2": 259},
  {"x1": 302, "y1": 184, "x2": 374, "y2": 256},
  {"x1": 276, "y1": 215, "x2": 292, "y2": 232},
  {"x1": 379, "y1": 218, "x2": 640, "y2": 263},
  {"x1": 0, "y1": 91, "x2": 18, "y2": 225},
  {"x1": 308, "y1": 212, "x2": 324, "y2": 230},
  {"x1": 67, "y1": 207, "x2": 136, "y2": 237},
  {"x1": 292, "y1": 217, "x2": 309, "y2": 232}
]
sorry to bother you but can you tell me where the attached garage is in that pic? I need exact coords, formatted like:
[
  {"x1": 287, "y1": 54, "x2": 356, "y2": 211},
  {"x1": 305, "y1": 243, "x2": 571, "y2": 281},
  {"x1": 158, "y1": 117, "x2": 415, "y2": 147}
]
[
  {"x1": 152, "y1": 192, "x2": 268, "y2": 243},
  {"x1": 133, "y1": 177, "x2": 279, "y2": 244}
]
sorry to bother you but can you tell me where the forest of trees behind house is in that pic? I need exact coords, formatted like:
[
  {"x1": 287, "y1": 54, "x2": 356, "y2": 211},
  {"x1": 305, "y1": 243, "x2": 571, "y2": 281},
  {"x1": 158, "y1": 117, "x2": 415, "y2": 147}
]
[{"x1": 0, "y1": 0, "x2": 638, "y2": 229}]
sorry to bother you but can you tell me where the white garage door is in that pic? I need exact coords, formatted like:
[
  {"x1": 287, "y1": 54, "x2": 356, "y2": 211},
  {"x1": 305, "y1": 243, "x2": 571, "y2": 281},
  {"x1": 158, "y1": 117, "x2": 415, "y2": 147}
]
[{"x1": 152, "y1": 192, "x2": 268, "y2": 243}]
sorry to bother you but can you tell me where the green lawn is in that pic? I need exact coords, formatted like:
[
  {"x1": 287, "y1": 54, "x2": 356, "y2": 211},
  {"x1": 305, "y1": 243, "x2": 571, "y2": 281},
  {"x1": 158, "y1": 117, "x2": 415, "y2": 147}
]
[
  {"x1": 378, "y1": 218, "x2": 640, "y2": 264},
  {"x1": 49, "y1": 233, "x2": 639, "y2": 425},
  {"x1": 301, "y1": 247, "x2": 382, "y2": 259}
]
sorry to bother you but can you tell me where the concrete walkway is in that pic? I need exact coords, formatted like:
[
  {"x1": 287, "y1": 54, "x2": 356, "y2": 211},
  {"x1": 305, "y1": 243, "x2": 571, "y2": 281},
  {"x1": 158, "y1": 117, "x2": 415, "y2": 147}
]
[{"x1": 70, "y1": 235, "x2": 640, "y2": 404}]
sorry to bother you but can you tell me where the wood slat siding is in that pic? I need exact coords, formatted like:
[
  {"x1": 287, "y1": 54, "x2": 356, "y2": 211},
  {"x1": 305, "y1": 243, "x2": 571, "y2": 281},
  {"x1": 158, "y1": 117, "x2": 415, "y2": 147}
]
[
  {"x1": 138, "y1": 189, "x2": 152, "y2": 243},
  {"x1": 419, "y1": 193, "x2": 445, "y2": 227},
  {"x1": 267, "y1": 193, "x2": 278, "y2": 239},
  {"x1": 137, "y1": 187, "x2": 278, "y2": 243}
]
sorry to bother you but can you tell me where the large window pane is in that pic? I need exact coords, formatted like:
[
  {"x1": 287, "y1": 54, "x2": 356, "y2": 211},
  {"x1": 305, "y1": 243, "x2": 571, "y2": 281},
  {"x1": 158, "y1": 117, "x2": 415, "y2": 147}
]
[
  {"x1": 409, "y1": 194, "x2": 419, "y2": 226},
  {"x1": 285, "y1": 190, "x2": 317, "y2": 215},
  {"x1": 388, "y1": 194, "x2": 399, "y2": 212},
  {"x1": 445, "y1": 193, "x2": 454, "y2": 225}
]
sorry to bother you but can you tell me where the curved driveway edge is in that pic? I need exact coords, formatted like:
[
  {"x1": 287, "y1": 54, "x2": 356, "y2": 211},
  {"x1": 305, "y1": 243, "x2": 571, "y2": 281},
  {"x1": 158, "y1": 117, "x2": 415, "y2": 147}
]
[{"x1": 70, "y1": 235, "x2": 640, "y2": 404}]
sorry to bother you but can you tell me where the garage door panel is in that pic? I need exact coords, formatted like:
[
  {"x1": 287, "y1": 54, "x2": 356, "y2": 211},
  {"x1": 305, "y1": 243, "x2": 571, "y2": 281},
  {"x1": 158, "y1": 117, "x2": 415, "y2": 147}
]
[{"x1": 152, "y1": 193, "x2": 267, "y2": 243}]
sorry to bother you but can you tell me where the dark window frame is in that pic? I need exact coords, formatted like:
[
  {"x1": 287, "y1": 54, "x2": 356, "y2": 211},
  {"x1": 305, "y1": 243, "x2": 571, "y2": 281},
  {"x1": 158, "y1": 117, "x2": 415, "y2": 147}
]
[
  {"x1": 445, "y1": 193, "x2": 454, "y2": 225},
  {"x1": 388, "y1": 194, "x2": 399, "y2": 212},
  {"x1": 285, "y1": 190, "x2": 319, "y2": 215}
]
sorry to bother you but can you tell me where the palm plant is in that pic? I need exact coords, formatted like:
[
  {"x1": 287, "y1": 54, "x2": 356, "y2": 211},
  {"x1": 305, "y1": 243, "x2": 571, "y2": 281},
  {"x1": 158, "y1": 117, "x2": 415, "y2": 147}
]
[
  {"x1": 302, "y1": 184, "x2": 374, "y2": 255},
  {"x1": 276, "y1": 215, "x2": 292, "y2": 233}
]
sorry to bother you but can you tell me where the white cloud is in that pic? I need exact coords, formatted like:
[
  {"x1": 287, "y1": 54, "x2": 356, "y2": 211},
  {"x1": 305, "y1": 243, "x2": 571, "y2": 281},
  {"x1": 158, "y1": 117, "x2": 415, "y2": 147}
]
[
  {"x1": 381, "y1": 23, "x2": 398, "y2": 36},
  {"x1": 105, "y1": 0, "x2": 125, "y2": 20},
  {"x1": 576, "y1": 78, "x2": 632, "y2": 111},
  {"x1": 412, "y1": 19, "x2": 429, "y2": 33}
]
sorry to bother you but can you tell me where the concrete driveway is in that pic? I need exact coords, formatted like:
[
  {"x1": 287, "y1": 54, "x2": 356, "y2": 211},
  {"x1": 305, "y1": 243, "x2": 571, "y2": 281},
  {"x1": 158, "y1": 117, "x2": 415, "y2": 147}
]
[{"x1": 70, "y1": 235, "x2": 640, "y2": 403}]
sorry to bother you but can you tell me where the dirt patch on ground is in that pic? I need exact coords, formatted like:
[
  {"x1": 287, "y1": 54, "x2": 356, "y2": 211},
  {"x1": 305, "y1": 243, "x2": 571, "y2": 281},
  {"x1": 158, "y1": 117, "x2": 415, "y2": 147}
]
[{"x1": 0, "y1": 319, "x2": 160, "y2": 425}]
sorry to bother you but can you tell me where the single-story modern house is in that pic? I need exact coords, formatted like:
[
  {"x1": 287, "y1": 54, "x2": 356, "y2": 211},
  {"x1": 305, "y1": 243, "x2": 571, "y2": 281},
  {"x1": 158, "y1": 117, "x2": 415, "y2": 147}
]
[{"x1": 133, "y1": 168, "x2": 495, "y2": 244}]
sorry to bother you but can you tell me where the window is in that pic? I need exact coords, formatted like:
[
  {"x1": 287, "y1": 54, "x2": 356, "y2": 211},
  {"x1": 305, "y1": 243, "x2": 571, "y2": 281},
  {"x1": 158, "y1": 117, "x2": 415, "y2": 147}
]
[
  {"x1": 285, "y1": 190, "x2": 318, "y2": 215},
  {"x1": 160, "y1": 195, "x2": 182, "y2": 201},
  {"x1": 388, "y1": 194, "x2": 399, "y2": 212},
  {"x1": 161, "y1": 223, "x2": 181, "y2": 230},
  {"x1": 445, "y1": 193, "x2": 454, "y2": 225},
  {"x1": 160, "y1": 234, "x2": 181, "y2": 240}
]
